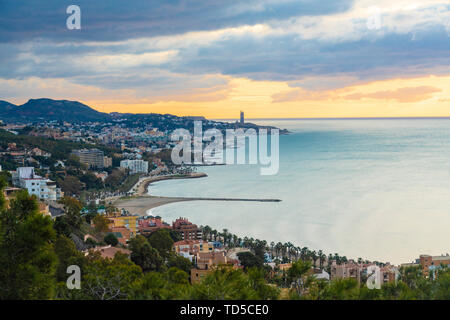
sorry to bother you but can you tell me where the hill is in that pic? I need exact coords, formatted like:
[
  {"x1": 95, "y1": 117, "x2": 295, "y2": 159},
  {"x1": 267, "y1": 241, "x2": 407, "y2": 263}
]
[{"x1": 0, "y1": 98, "x2": 110, "y2": 122}]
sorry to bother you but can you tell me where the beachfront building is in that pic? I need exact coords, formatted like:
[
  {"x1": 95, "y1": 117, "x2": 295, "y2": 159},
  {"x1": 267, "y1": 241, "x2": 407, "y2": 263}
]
[
  {"x1": 71, "y1": 148, "x2": 105, "y2": 168},
  {"x1": 172, "y1": 217, "x2": 203, "y2": 240},
  {"x1": 120, "y1": 159, "x2": 148, "y2": 174},
  {"x1": 12, "y1": 167, "x2": 63, "y2": 201}
]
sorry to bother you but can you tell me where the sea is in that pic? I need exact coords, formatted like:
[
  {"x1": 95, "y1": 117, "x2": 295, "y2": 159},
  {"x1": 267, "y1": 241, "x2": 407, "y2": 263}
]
[{"x1": 148, "y1": 119, "x2": 450, "y2": 264}]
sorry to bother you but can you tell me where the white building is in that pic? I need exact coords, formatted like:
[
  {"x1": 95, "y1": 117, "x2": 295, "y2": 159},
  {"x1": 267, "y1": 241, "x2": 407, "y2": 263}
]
[
  {"x1": 12, "y1": 167, "x2": 63, "y2": 201},
  {"x1": 120, "y1": 159, "x2": 148, "y2": 174}
]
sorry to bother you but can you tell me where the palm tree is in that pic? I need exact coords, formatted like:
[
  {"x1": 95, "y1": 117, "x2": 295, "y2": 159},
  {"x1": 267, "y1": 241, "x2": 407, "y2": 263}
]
[
  {"x1": 285, "y1": 242, "x2": 294, "y2": 261},
  {"x1": 275, "y1": 242, "x2": 283, "y2": 260},
  {"x1": 311, "y1": 250, "x2": 318, "y2": 267},
  {"x1": 301, "y1": 247, "x2": 308, "y2": 261},
  {"x1": 212, "y1": 229, "x2": 218, "y2": 242},
  {"x1": 202, "y1": 225, "x2": 212, "y2": 241},
  {"x1": 318, "y1": 250, "x2": 325, "y2": 268}
]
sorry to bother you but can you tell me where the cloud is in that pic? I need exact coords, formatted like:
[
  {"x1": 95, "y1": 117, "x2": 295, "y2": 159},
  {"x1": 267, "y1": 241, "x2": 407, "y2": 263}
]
[
  {"x1": 344, "y1": 86, "x2": 442, "y2": 102},
  {"x1": 0, "y1": 0, "x2": 449, "y2": 108},
  {"x1": 272, "y1": 88, "x2": 332, "y2": 102},
  {"x1": 0, "y1": 0, "x2": 354, "y2": 43}
]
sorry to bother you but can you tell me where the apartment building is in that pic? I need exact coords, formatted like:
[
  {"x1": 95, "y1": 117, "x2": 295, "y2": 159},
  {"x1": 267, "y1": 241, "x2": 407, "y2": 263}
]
[
  {"x1": 137, "y1": 215, "x2": 171, "y2": 235},
  {"x1": 172, "y1": 217, "x2": 203, "y2": 240},
  {"x1": 71, "y1": 148, "x2": 105, "y2": 168},
  {"x1": 330, "y1": 261, "x2": 362, "y2": 283},
  {"x1": 120, "y1": 159, "x2": 148, "y2": 174},
  {"x1": 12, "y1": 167, "x2": 63, "y2": 201},
  {"x1": 103, "y1": 156, "x2": 112, "y2": 168},
  {"x1": 191, "y1": 251, "x2": 229, "y2": 284},
  {"x1": 420, "y1": 254, "x2": 450, "y2": 276}
]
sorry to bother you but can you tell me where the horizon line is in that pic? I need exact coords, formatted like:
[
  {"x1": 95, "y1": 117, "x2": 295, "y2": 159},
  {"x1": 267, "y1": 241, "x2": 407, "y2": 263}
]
[{"x1": 212, "y1": 116, "x2": 450, "y2": 121}]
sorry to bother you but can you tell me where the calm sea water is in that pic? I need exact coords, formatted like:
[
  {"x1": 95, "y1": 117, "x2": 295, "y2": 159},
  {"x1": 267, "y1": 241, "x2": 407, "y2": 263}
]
[{"x1": 149, "y1": 119, "x2": 450, "y2": 264}]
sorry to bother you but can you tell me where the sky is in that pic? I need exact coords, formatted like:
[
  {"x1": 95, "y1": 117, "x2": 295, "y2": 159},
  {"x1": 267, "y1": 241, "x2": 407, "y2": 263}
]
[{"x1": 1, "y1": 0, "x2": 450, "y2": 118}]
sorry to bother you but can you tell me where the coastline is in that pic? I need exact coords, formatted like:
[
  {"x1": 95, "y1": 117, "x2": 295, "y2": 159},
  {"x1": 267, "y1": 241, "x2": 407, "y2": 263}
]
[
  {"x1": 135, "y1": 172, "x2": 208, "y2": 197},
  {"x1": 112, "y1": 171, "x2": 281, "y2": 216},
  {"x1": 111, "y1": 172, "x2": 209, "y2": 215}
]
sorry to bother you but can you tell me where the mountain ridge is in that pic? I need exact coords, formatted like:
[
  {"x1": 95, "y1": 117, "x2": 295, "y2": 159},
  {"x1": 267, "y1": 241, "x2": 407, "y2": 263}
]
[{"x1": 0, "y1": 98, "x2": 111, "y2": 122}]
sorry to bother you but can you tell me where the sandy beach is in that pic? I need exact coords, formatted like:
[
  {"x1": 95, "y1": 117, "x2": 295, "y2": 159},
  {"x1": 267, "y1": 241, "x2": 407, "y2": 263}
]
[
  {"x1": 112, "y1": 172, "x2": 281, "y2": 216},
  {"x1": 112, "y1": 172, "x2": 208, "y2": 215},
  {"x1": 134, "y1": 172, "x2": 208, "y2": 197}
]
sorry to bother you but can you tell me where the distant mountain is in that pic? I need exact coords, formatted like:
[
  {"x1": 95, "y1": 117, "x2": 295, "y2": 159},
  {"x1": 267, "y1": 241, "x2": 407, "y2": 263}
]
[
  {"x1": 0, "y1": 98, "x2": 111, "y2": 122},
  {"x1": 0, "y1": 100, "x2": 17, "y2": 112}
]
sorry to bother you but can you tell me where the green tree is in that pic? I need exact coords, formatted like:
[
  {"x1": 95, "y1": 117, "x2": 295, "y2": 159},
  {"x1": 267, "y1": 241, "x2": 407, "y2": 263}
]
[
  {"x1": 129, "y1": 235, "x2": 164, "y2": 272},
  {"x1": 104, "y1": 233, "x2": 119, "y2": 246},
  {"x1": 167, "y1": 252, "x2": 193, "y2": 274},
  {"x1": 92, "y1": 214, "x2": 110, "y2": 233},
  {"x1": 191, "y1": 266, "x2": 260, "y2": 300},
  {"x1": 247, "y1": 267, "x2": 280, "y2": 300},
  {"x1": 59, "y1": 197, "x2": 83, "y2": 231},
  {"x1": 66, "y1": 252, "x2": 143, "y2": 300},
  {"x1": 321, "y1": 278, "x2": 360, "y2": 300},
  {"x1": 131, "y1": 267, "x2": 192, "y2": 300},
  {"x1": 237, "y1": 251, "x2": 264, "y2": 270},
  {"x1": 0, "y1": 190, "x2": 58, "y2": 299},
  {"x1": 147, "y1": 229, "x2": 174, "y2": 259},
  {"x1": 287, "y1": 260, "x2": 312, "y2": 297},
  {"x1": 53, "y1": 215, "x2": 72, "y2": 237},
  {"x1": 58, "y1": 176, "x2": 84, "y2": 197},
  {"x1": 54, "y1": 234, "x2": 85, "y2": 282}
]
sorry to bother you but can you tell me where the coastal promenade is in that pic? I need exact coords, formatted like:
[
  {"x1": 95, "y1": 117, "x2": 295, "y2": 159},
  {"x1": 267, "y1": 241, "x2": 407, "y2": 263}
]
[{"x1": 112, "y1": 172, "x2": 281, "y2": 216}]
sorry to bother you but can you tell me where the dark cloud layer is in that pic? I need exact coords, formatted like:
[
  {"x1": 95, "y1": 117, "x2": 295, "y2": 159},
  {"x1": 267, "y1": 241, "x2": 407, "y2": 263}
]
[{"x1": 0, "y1": 0, "x2": 354, "y2": 42}]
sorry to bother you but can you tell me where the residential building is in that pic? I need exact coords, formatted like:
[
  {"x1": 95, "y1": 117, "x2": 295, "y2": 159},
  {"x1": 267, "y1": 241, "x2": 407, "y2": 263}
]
[
  {"x1": 85, "y1": 245, "x2": 131, "y2": 259},
  {"x1": 120, "y1": 159, "x2": 148, "y2": 174},
  {"x1": 172, "y1": 217, "x2": 202, "y2": 240},
  {"x1": 71, "y1": 148, "x2": 105, "y2": 168},
  {"x1": 103, "y1": 156, "x2": 112, "y2": 168},
  {"x1": 48, "y1": 201, "x2": 66, "y2": 219},
  {"x1": 190, "y1": 251, "x2": 229, "y2": 284},
  {"x1": 94, "y1": 171, "x2": 109, "y2": 182},
  {"x1": 107, "y1": 213, "x2": 139, "y2": 236},
  {"x1": 12, "y1": 167, "x2": 63, "y2": 201},
  {"x1": 173, "y1": 240, "x2": 214, "y2": 255},
  {"x1": 137, "y1": 215, "x2": 171, "y2": 235},
  {"x1": 110, "y1": 227, "x2": 132, "y2": 245},
  {"x1": 420, "y1": 254, "x2": 450, "y2": 276},
  {"x1": 330, "y1": 261, "x2": 362, "y2": 284}
]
